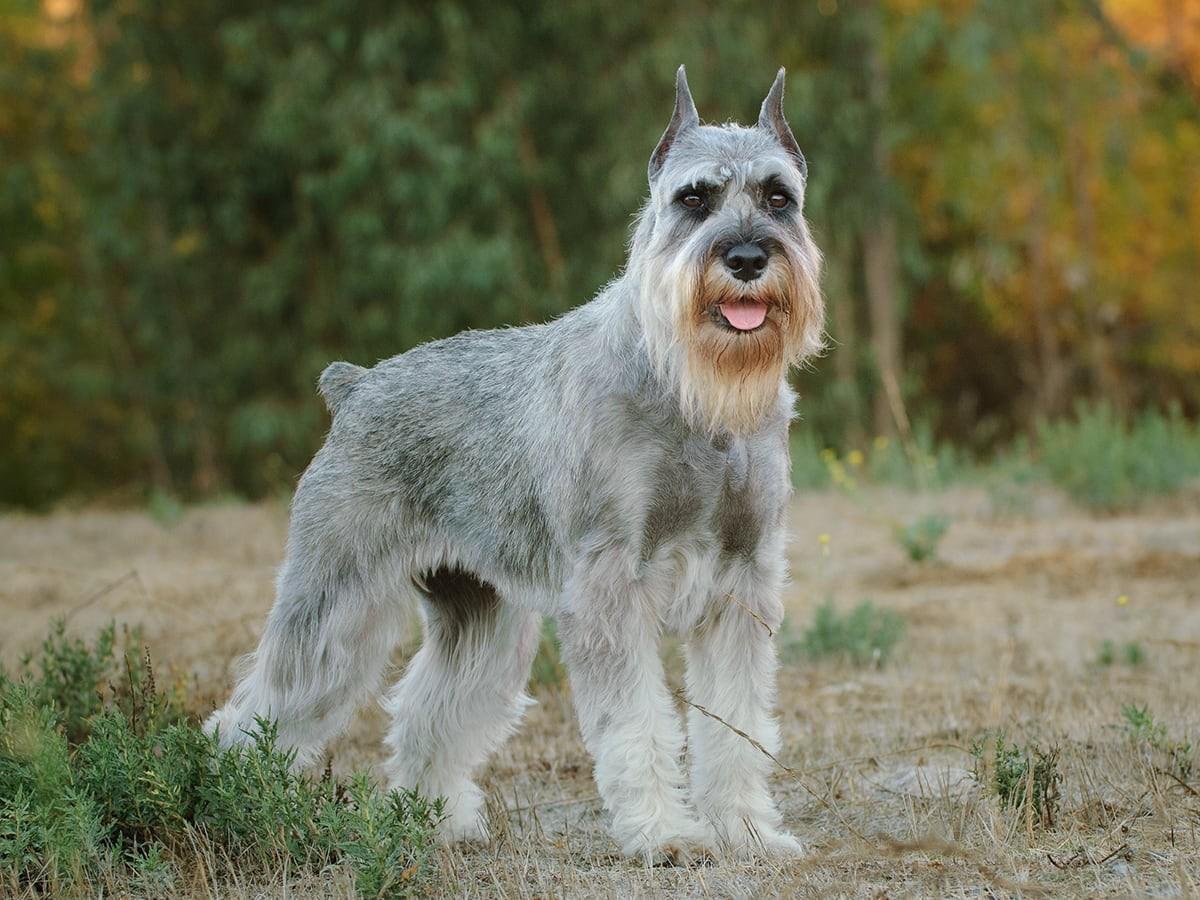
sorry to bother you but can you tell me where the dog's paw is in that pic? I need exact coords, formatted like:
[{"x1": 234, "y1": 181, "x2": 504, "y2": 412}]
[
  {"x1": 440, "y1": 812, "x2": 489, "y2": 845},
  {"x1": 620, "y1": 819, "x2": 717, "y2": 867},
  {"x1": 430, "y1": 782, "x2": 490, "y2": 845},
  {"x1": 647, "y1": 837, "x2": 717, "y2": 868},
  {"x1": 709, "y1": 818, "x2": 805, "y2": 860}
]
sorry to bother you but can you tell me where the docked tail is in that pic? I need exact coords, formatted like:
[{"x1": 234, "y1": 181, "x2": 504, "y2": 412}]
[{"x1": 318, "y1": 361, "x2": 366, "y2": 414}]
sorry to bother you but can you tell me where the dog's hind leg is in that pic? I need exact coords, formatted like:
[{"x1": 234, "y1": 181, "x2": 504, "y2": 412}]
[
  {"x1": 382, "y1": 568, "x2": 540, "y2": 842},
  {"x1": 205, "y1": 474, "x2": 406, "y2": 768}
]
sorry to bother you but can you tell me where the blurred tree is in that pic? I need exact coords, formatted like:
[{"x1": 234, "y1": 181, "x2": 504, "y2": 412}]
[{"x1": 0, "y1": 0, "x2": 1197, "y2": 505}]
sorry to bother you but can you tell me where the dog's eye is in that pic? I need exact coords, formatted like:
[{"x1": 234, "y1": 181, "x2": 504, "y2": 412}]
[
  {"x1": 767, "y1": 193, "x2": 790, "y2": 210},
  {"x1": 680, "y1": 193, "x2": 705, "y2": 209}
]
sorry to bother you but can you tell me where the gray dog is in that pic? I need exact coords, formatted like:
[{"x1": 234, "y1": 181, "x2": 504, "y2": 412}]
[{"x1": 207, "y1": 66, "x2": 824, "y2": 865}]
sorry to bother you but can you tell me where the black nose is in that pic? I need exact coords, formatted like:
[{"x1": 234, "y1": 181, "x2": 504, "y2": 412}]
[{"x1": 723, "y1": 243, "x2": 768, "y2": 282}]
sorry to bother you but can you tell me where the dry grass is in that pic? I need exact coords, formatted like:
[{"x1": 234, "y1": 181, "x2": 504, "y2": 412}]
[{"x1": 2, "y1": 486, "x2": 1199, "y2": 897}]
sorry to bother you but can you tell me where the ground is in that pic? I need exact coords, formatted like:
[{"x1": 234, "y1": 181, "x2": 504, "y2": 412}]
[{"x1": 2, "y1": 485, "x2": 1198, "y2": 897}]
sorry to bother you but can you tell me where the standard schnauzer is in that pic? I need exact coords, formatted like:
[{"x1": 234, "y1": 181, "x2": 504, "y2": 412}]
[{"x1": 207, "y1": 66, "x2": 824, "y2": 864}]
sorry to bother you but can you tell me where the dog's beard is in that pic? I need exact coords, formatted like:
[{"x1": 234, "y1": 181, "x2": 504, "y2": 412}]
[{"x1": 638, "y1": 243, "x2": 824, "y2": 435}]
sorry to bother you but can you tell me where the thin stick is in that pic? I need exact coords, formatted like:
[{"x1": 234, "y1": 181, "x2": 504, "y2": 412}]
[
  {"x1": 673, "y1": 689, "x2": 871, "y2": 845},
  {"x1": 1155, "y1": 767, "x2": 1200, "y2": 798},
  {"x1": 66, "y1": 569, "x2": 137, "y2": 620},
  {"x1": 675, "y1": 690, "x2": 793, "y2": 773},
  {"x1": 504, "y1": 794, "x2": 601, "y2": 816},
  {"x1": 881, "y1": 367, "x2": 929, "y2": 491},
  {"x1": 725, "y1": 593, "x2": 774, "y2": 637}
]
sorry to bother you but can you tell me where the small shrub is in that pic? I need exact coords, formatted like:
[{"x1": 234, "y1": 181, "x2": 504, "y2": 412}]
[
  {"x1": 1122, "y1": 704, "x2": 1193, "y2": 780},
  {"x1": 1123, "y1": 641, "x2": 1145, "y2": 667},
  {"x1": 1, "y1": 621, "x2": 441, "y2": 897},
  {"x1": 972, "y1": 734, "x2": 1062, "y2": 829},
  {"x1": 1122, "y1": 703, "x2": 1167, "y2": 746},
  {"x1": 893, "y1": 513, "x2": 950, "y2": 562},
  {"x1": 1095, "y1": 640, "x2": 1146, "y2": 668},
  {"x1": 1035, "y1": 403, "x2": 1200, "y2": 510},
  {"x1": 784, "y1": 599, "x2": 905, "y2": 667},
  {"x1": 18, "y1": 621, "x2": 188, "y2": 744}
]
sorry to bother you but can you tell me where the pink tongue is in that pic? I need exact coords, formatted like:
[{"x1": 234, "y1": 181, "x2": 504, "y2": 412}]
[{"x1": 719, "y1": 301, "x2": 769, "y2": 331}]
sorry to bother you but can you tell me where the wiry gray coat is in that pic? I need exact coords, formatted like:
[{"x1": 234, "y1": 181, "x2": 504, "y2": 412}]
[{"x1": 208, "y1": 66, "x2": 824, "y2": 865}]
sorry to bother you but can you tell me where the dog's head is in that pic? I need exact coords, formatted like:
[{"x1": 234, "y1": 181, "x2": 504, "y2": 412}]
[{"x1": 630, "y1": 66, "x2": 824, "y2": 435}]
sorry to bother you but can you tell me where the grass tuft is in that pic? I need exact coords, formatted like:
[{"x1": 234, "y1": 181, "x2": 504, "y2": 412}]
[
  {"x1": 1122, "y1": 704, "x2": 1193, "y2": 780},
  {"x1": 784, "y1": 599, "x2": 905, "y2": 667},
  {"x1": 972, "y1": 734, "x2": 1062, "y2": 829}
]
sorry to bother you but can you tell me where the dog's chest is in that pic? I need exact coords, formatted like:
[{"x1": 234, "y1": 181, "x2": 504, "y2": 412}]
[{"x1": 636, "y1": 433, "x2": 782, "y2": 630}]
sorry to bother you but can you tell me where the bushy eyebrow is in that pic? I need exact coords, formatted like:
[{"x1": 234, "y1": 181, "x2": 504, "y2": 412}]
[
  {"x1": 672, "y1": 178, "x2": 724, "y2": 200},
  {"x1": 757, "y1": 173, "x2": 790, "y2": 192}
]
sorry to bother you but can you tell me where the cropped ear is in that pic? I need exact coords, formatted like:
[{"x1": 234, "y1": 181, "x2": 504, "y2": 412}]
[
  {"x1": 648, "y1": 65, "x2": 700, "y2": 182},
  {"x1": 758, "y1": 67, "x2": 807, "y2": 179}
]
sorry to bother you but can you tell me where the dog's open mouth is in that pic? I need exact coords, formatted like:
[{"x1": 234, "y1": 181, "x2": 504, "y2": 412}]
[{"x1": 718, "y1": 300, "x2": 770, "y2": 332}]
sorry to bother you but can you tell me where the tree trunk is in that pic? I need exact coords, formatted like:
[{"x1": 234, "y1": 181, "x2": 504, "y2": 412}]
[
  {"x1": 829, "y1": 238, "x2": 865, "y2": 445},
  {"x1": 864, "y1": 15, "x2": 903, "y2": 437},
  {"x1": 1027, "y1": 190, "x2": 1070, "y2": 420},
  {"x1": 1065, "y1": 86, "x2": 1122, "y2": 408}
]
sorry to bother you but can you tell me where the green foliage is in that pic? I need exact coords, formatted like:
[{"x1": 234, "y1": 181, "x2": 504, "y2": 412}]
[
  {"x1": 1035, "y1": 403, "x2": 1200, "y2": 511},
  {"x1": 3, "y1": 2, "x2": 1199, "y2": 507},
  {"x1": 789, "y1": 431, "x2": 832, "y2": 490},
  {"x1": 866, "y1": 426, "x2": 970, "y2": 491},
  {"x1": 18, "y1": 621, "x2": 187, "y2": 744},
  {"x1": 784, "y1": 599, "x2": 904, "y2": 667},
  {"x1": 791, "y1": 424, "x2": 970, "y2": 493},
  {"x1": 1, "y1": 622, "x2": 440, "y2": 897},
  {"x1": 146, "y1": 491, "x2": 185, "y2": 526},
  {"x1": 529, "y1": 617, "x2": 566, "y2": 690},
  {"x1": 1121, "y1": 704, "x2": 1193, "y2": 781},
  {"x1": 1122, "y1": 703, "x2": 1167, "y2": 747},
  {"x1": 971, "y1": 734, "x2": 1061, "y2": 829},
  {"x1": 981, "y1": 440, "x2": 1041, "y2": 519},
  {"x1": 19, "y1": 621, "x2": 117, "y2": 744},
  {"x1": 893, "y1": 513, "x2": 950, "y2": 562},
  {"x1": 1096, "y1": 640, "x2": 1146, "y2": 668}
]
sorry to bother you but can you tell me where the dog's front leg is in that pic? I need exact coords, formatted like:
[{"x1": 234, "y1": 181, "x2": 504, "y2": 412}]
[
  {"x1": 558, "y1": 575, "x2": 710, "y2": 865},
  {"x1": 685, "y1": 586, "x2": 804, "y2": 858}
]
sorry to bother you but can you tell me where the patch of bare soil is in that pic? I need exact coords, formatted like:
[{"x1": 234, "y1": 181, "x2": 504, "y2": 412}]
[{"x1": 2, "y1": 486, "x2": 1198, "y2": 897}]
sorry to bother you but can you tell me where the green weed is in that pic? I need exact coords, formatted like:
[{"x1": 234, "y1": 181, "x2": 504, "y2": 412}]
[
  {"x1": 893, "y1": 513, "x2": 950, "y2": 562},
  {"x1": 784, "y1": 599, "x2": 905, "y2": 667},
  {"x1": 971, "y1": 734, "x2": 1062, "y2": 829},
  {"x1": 1096, "y1": 640, "x2": 1146, "y2": 668},
  {"x1": 1122, "y1": 704, "x2": 1193, "y2": 780},
  {"x1": 529, "y1": 618, "x2": 566, "y2": 690}
]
